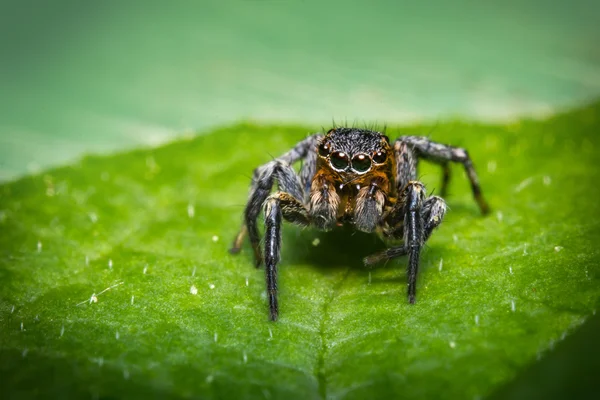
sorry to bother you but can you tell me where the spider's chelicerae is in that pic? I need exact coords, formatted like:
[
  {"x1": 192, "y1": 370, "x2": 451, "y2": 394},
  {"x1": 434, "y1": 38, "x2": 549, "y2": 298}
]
[{"x1": 230, "y1": 128, "x2": 490, "y2": 321}]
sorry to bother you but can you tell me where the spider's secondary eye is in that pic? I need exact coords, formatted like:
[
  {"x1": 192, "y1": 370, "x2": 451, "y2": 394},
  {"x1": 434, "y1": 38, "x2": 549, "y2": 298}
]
[
  {"x1": 352, "y1": 154, "x2": 372, "y2": 173},
  {"x1": 318, "y1": 142, "x2": 330, "y2": 157},
  {"x1": 373, "y1": 150, "x2": 387, "y2": 164},
  {"x1": 330, "y1": 152, "x2": 349, "y2": 170}
]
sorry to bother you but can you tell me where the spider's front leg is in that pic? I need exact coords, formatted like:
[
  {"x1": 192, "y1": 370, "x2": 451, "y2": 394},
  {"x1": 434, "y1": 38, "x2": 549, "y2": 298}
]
[
  {"x1": 229, "y1": 134, "x2": 321, "y2": 265},
  {"x1": 263, "y1": 192, "x2": 309, "y2": 321},
  {"x1": 404, "y1": 182, "x2": 425, "y2": 303},
  {"x1": 403, "y1": 183, "x2": 449, "y2": 302},
  {"x1": 229, "y1": 134, "x2": 322, "y2": 321},
  {"x1": 364, "y1": 185, "x2": 447, "y2": 303}
]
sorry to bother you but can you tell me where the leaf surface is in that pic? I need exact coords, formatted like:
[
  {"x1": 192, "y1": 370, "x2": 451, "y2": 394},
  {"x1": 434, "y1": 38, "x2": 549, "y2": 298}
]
[{"x1": 1, "y1": 104, "x2": 599, "y2": 399}]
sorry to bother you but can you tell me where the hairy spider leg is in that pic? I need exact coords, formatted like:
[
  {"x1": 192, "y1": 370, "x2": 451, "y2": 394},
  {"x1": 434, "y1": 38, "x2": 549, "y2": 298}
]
[
  {"x1": 263, "y1": 192, "x2": 310, "y2": 321},
  {"x1": 298, "y1": 139, "x2": 320, "y2": 196},
  {"x1": 234, "y1": 160, "x2": 303, "y2": 266},
  {"x1": 394, "y1": 140, "x2": 418, "y2": 189},
  {"x1": 364, "y1": 195, "x2": 446, "y2": 265},
  {"x1": 230, "y1": 134, "x2": 323, "y2": 320},
  {"x1": 399, "y1": 136, "x2": 490, "y2": 214},
  {"x1": 404, "y1": 182, "x2": 425, "y2": 303},
  {"x1": 362, "y1": 139, "x2": 448, "y2": 303},
  {"x1": 229, "y1": 135, "x2": 321, "y2": 263}
]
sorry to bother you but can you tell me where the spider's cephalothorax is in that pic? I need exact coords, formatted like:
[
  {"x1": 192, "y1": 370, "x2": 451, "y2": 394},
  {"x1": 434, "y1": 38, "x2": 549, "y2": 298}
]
[
  {"x1": 312, "y1": 128, "x2": 396, "y2": 232},
  {"x1": 230, "y1": 128, "x2": 490, "y2": 321}
]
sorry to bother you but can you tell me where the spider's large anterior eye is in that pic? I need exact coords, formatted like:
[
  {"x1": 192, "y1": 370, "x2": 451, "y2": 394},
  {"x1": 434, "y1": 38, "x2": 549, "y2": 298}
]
[
  {"x1": 330, "y1": 152, "x2": 349, "y2": 170},
  {"x1": 373, "y1": 150, "x2": 387, "y2": 164},
  {"x1": 352, "y1": 154, "x2": 372, "y2": 173},
  {"x1": 318, "y1": 142, "x2": 330, "y2": 157}
]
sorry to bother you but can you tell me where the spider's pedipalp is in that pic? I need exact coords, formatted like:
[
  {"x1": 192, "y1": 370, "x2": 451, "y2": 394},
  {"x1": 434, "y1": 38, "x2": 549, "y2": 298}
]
[
  {"x1": 308, "y1": 172, "x2": 340, "y2": 231},
  {"x1": 423, "y1": 195, "x2": 446, "y2": 241},
  {"x1": 354, "y1": 178, "x2": 388, "y2": 233}
]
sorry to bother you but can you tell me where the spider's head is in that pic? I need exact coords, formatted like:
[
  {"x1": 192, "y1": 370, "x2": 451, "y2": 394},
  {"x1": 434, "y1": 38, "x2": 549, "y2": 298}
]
[{"x1": 317, "y1": 128, "x2": 392, "y2": 177}]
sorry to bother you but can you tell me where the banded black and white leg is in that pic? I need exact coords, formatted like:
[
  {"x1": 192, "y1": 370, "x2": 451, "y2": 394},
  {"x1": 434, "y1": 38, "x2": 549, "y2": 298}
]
[
  {"x1": 230, "y1": 134, "x2": 321, "y2": 320},
  {"x1": 399, "y1": 136, "x2": 490, "y2": 214},
  {"x1": 232, "y1": 160, "x2": 309, "y2": 321},
  {"x1": 229, "y1": 134, "x2": 322, "y2": 264},
  {"x1": 364, "y1": 185, "x2": 447, "y2": 303},
  {"x1": 263, "y1": 192, "x2": 310, "y2": 321},
  {"x1": 364, "y1": 139, "x2": 449, "y2": 303}
]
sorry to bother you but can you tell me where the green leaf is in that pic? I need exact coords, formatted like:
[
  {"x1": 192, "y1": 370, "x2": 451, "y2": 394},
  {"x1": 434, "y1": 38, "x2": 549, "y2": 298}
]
[{"x1": 1, "y1": 103, "x2": 599, "y2": 399}]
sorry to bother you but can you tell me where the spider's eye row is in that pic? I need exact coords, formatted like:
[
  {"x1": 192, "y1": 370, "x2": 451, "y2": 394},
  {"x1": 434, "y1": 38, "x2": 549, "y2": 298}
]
[
  {"x1": 330, "y1": 152, "x2": 349, "y2": 170},
  {"x1": 318, "y1": 142, "x2": 330, "y2": 157},
  {"x1": 373, "y1": 150, "x2": 387, "y2": 164},
  {"x1": 351, "y1": 154, "x2": 372, "y2": 173}
]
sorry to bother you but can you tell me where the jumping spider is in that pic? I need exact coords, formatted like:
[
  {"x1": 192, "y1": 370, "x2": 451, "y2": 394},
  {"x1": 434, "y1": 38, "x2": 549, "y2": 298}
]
[{"x1": 230, "y1": 128, "x2": 489, "y2": 321}]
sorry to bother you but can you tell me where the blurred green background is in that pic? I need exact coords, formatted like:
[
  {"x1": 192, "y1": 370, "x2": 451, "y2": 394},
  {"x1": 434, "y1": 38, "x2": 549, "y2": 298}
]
[
  {"x1": 1, "y1": 0, "x2": 600, "y2": 181},
  {"x1": 1, "y1": 1, "x2": 600, "y2": 398}
]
